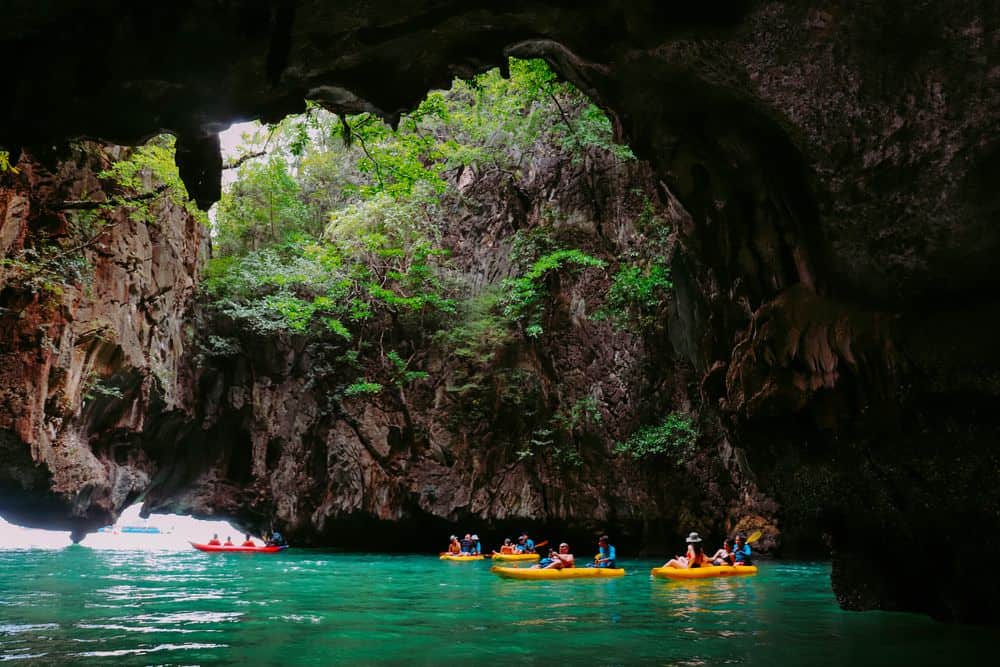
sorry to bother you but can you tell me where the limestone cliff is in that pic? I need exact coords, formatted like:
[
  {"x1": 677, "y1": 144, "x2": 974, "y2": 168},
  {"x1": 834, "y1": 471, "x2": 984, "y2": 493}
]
[{"x1": 0, "y1": 145, "x2": 205, "y2": 539}]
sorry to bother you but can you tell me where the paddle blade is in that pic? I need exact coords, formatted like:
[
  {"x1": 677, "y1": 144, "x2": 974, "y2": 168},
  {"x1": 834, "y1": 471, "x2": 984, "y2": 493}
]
[{"x1": 747, "y1": 530, "x2": 762, "y2": 544}]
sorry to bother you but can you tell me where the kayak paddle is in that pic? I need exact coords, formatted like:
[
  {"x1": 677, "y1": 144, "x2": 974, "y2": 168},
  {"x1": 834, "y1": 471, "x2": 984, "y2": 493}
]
[{"x1": 746, "y1": 530, "x2": 762, "y2": 544}]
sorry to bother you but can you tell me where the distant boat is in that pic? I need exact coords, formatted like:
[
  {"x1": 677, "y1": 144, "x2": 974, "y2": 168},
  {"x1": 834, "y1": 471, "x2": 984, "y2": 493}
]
[{"x1": 97, "y1": 525, "x2": 171, "y2": 535}]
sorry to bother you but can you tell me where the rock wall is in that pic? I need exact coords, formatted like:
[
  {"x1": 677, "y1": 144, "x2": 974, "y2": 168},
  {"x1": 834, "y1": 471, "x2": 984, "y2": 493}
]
[{"x1": 0, "y1": 146, "x2": 205, "y2": 539}]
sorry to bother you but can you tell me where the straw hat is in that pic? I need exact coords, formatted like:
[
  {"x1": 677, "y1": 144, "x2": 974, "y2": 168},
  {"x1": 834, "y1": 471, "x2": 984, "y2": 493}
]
[{"x1": 685, "y1": 532, "x2": 703, "y2": 543}]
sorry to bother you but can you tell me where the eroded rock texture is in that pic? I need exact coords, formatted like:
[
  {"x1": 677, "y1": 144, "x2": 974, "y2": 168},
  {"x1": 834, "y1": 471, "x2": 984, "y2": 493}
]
[
  {"x1": 2, "y1": 0, "x2": 999, "y2": 622},
  {"x1": 0, "y1": 146, "x2": 205, "y2": 539}
]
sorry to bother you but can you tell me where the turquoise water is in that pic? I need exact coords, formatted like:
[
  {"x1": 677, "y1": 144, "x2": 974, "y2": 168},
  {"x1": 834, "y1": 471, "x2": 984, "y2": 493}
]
[{"x1": 0, "y1": 549, "x2": 992, "y2": 665}]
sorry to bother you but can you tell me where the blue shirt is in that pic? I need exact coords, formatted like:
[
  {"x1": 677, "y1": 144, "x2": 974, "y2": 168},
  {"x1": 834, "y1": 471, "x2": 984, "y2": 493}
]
[
  {"x1": 518, "y1": 539, "x2": 534, "y2": 553},
  {"x1": 598, "y1": 544, "x2": 616, "y2": 566},
  {"x1": 733, "y1": 544, "x2": 751, "y2": 563}
]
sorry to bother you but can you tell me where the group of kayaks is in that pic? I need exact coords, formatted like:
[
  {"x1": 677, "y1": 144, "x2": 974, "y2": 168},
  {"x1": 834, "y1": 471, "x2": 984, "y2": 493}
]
[
  {"x1": 440, "y1": 551, "x2": 758, "y2": 580},
  {"x1": 439, "y1": 552, "x2": 541, "y2": 562}
]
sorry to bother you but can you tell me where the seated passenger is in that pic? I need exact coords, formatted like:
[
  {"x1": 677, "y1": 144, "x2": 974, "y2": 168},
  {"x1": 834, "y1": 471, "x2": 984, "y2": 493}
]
[
  {"x1": 541, "y1": 543, "x2": 574, "y2": 570},
  {"x1": 663, "y1": 532, "x2": 709, "y2": 569},
  {"x1": 266, "y1": 531, "x2": 286, "y2": 547},
  {"x1": 732, "y1": 534, "x2": 753, "y2": 565},
  {"x1": 460, "y1": 533, "x2": 473, "y2": 554},
  {"x1": 241, "y1": 533, "x2": 255, "y2": 547},
  {"x1": 710, "y1": 539, "x2": 733, "y2": 566},
  {"x1": 516, "y1": 533, "x2": 535, "y2": 554},
  {"x1": 223, "y1": 536, "x2": 234, "y2": 546},
  {"x1": 590, "y1": 535, "x2": 616, "y2": 568},
  {"x1": 496, "y1": 538, "x2": 516, "y2": 554},
  {"x1": 470, "y1": 534, "x2": 481, "y2": 555},
  {"x1": 207, "y1": 533, "x2": 221, "y2": 546},
  {"x1": 447, "y1": 535, "x2": 462, "y2": 554}
]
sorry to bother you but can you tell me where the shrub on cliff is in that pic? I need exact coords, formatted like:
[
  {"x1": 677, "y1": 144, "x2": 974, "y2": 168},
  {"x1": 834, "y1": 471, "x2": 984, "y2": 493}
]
[{"x1": 615, "y1": 412, "x2": 700, "y2": 464}]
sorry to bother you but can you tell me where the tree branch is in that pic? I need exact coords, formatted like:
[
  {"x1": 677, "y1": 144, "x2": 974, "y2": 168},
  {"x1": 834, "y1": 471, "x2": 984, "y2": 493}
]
[
  {"x1": 49, "y1": 184, "x2": 169, "y2": 211},
  {"x1": 223, "y1": 150, "x2": 267, "y2": 170}
]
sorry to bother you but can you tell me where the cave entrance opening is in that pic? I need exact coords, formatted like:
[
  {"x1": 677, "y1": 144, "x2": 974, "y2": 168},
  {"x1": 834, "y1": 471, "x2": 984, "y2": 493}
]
[{"x1": 0, "y1": 503, "x2": 244, "y2": 550}]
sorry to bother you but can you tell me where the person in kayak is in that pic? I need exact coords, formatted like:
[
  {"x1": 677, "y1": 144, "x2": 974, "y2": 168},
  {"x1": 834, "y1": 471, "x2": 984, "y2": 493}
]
[
  {"x1": 223, "y1": 536, "x2": 235, "y2": 546},
  {"x1": 590, "y1": 535, "x2": 616, "y2": 568},
  {"x1": 460, "y1": 534, "x2": 474, "y2": 554},
  {"x1": 732, "y1": 534, "x2": 753, "y2": 565},
  {"x1": 208, "y1": 534, "x2": 221, "y2": 546},
  {"x1": 470, "y1": 534, "x2": 482, "y2": 555},
  {"x1": 710, "y1": 539, "x2": 733, "y2": 566},
  {"x1": 447, "y1": 535, "x2": 462, "y2": 554},
  {"x1": 516, "y1": 533, "x2": 535, "y2": 554},
  {"x1": 266, "y1": 531, "x2": 287, "y2": 547},
  {"x1": 541, "y1": 543, "x2": 574, "y2": 570},
  {"x1": 494, "y1": 538, "x2": 516, "y2": 555},
  {"x1": 241, "y1": 534, "x2": 255, "y2": 547},
  {"x1": 663, "y1": 532, "x2": 709, "y2": 569}
]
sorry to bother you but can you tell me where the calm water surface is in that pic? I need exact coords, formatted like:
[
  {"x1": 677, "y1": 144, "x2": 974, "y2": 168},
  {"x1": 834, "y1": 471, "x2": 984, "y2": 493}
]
[{"x1": 0, "y1": 549, "x2": 991, "y2": 665}]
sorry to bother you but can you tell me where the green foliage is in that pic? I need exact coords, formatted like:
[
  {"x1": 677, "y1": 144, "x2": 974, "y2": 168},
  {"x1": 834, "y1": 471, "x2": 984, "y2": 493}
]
[
  {"x1": 433, "y1": 288, "x2": 511, "y2": 363},
  {"x1": 343, "y1": 380, "x2": 383, "y2": 397},
  {"x1": 205, "y1": 57, "x2": 632, "y2": 385},
  {"x1": 215, "y1": 156, "x2": 312, "y2": 256},
  {"x1": 500, "y1": 249, "x2": 604, "y2": 336},
  {"x1": 515, "y1": 427, "x2": 583, "y2": 468},
  {"x1": 614, "y1": 412, "x2": 700, "y2": 464},
  {"x1": 386, "y1": 350, "x2": 428, "y2": 387},
  {"x1": 82, "y1": 373, "x2": 124, "y2": 401},
  {"x1": 0, "y1": 149, "x2": 18, "y2": 173},
  {"x1": 552, "y1": 396, "x2": 602, "y2": 433},
  {"x1": 100, "y1": 134, "x2": 205, "y2": 224},
  {"x1": 594, "y1": 261, "x2": 673, "y2": 330}
]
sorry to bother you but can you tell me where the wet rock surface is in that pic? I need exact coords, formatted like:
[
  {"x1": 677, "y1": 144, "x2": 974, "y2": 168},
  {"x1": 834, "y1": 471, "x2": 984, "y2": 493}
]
[{"x1": 2, "y1": 1, "x2": 999, "y2": 622}]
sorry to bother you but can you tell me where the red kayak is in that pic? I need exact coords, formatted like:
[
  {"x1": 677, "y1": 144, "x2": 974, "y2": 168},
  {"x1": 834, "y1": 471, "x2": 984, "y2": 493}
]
[{"x1": 190, "y1": 541, "x2": 288, "y2": 553}]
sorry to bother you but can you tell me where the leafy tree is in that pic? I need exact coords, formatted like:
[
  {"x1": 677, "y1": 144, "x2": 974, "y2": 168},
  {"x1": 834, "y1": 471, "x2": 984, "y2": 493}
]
[
  {"x1": 0, "y1": 149, "x2": 18, "y2": 173},
  {"x1": 214, "y1": 156, "x2": 312, "y2": 256}
]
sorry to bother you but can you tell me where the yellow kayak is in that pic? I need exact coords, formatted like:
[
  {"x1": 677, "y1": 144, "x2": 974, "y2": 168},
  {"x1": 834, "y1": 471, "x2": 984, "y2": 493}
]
[
  {"x1": 650, "y1": 565, "x2": 758, "y2": 580},
  {"x1": 491, "y1": 566, "x2": 625, "y2": 580},
  {"x1": 490, "y1": 553, "x2": 540, "y2": 562},
  {"x1": 439, "y1": 554, "x2": 485, "y2": 561}
]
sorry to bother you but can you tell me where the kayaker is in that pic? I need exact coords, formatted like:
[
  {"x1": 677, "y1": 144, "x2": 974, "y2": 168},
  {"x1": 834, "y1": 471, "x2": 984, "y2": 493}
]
[
  {"x1": 710, "y1": 539, "x2": 733, "y2": 565},
  {"x1": 267, "y1": 531, "x2": 286, "y2": 547},
  {"x1": 208, "y1": 533, "x2": 221, "y2": 546},
  {"x1": 590, "y1": 535, "x2": 616, "y2": 568},
  {"x1": 223, "y1": 536, "x2": 234, "y2": 546},
  {"x1": 460, "y1": 533, "x2": 474, "y2": 554},
  {"x1": 470, "y1": 534, "x2": 482, "y2": 555},
  {"x1": 496, "y1": 538, "x2": 516, "y2": 554},
  {"x1": 241, "y1": 534, "x2": 255, "y2": 547},
  {"x1": 447, "y1": 535, "x2": 462, "y2": 554},
  {"x1": 542, "y1": 543, "x2": 575, "y2": 570},
  {"x1": 732, "y1": 534, "x2": 753, "y2": 565},
  {"x1": 516, "y1": 533, "x2": 535, "y2": 554},
  {"x1": 663, "y1": 532, "x2": 709, "y2": 569}
]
